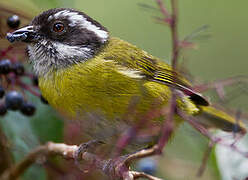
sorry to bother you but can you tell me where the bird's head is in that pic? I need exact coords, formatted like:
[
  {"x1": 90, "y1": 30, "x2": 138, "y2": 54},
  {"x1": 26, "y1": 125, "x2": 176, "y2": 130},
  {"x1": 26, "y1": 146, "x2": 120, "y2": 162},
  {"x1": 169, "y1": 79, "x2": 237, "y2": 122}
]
[{"x1": 6, "y1": 8, "x2": 109, "y2": 75}]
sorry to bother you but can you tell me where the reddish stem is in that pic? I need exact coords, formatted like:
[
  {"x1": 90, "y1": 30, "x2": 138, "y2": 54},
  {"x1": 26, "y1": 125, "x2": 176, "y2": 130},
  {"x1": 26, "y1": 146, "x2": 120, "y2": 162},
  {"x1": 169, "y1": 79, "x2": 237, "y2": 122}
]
[
  {"x1": 170, "y1": 0, "x2": 179, "y2": 69},
  {"x1": 17, "y1": 81, "x2": 40, "y2": 97},
  {"x1": 155, "y1": 0, "x2": 180, "y2": 153},
  {"x1": 156, "y1": 0, "x2": 171, "y2": 22},
  {"x1": 157, "y1": 93, "x2": 176, "y2": 152}
]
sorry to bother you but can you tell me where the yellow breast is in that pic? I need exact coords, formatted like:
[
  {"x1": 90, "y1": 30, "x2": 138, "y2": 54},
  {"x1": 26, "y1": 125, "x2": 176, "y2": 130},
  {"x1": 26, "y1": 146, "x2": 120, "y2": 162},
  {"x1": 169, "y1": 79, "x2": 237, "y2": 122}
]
[{"x1": 39, "y1": 57, "x2": 171, "y2": 120}]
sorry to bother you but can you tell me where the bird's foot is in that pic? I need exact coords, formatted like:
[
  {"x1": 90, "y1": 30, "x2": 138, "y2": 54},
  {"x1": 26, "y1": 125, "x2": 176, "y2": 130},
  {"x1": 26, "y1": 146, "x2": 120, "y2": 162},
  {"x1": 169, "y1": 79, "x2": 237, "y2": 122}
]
[
  {"x1": 103, "y1": 145, "x2": 161, "y2": 180},
  {"x1": 73, "y1": 139, "x2": 104, "y2": 169}
]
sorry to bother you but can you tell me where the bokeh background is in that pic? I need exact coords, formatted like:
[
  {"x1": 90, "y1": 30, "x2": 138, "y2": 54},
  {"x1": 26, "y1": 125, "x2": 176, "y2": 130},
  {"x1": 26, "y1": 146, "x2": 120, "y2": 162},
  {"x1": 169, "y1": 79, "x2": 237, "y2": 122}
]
[{"x1": 1, "y1": 0, "x2": 248, "y2": 179}]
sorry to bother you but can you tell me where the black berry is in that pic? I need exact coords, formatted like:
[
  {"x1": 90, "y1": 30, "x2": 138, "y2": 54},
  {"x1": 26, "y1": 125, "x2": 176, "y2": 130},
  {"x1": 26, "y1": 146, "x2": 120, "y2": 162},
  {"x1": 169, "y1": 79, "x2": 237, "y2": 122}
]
[
  {"x1": 5, "y1": 91, "x2": 24, "y2": 110},
  {"x1": 20, "y1": 102, "x2": 36, "y2": 116},
  {"x1": 0, "y1": 104, "x2": 7, "y2": 116},
  {"x1": 7, "y1": 15, "x2": 20, "y2": 29},
  {"x1": 32, "y1": 76, "x2": 39, "y2": 86},
  {"x1": 137, "y1": 158, "x2": 157, "y2": 175},
  {"x1": 40, "y1": 95, "x2": 48, "y2": 104},
  {"x1": 0, "y1": 59, "x2": 12, "y2": 74},
  {"x1": 12, "y1": 63, "x2": 25, "y2": 75},
  {"x1": 0, "y1": 86, "x2": 4, "y2": 99}
]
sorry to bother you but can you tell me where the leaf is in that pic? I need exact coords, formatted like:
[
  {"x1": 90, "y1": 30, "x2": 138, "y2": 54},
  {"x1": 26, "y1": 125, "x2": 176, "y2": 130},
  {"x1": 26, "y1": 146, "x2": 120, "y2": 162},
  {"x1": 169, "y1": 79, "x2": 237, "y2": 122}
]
[
  {"x1": 0, "y1": 112, "x2": 46, "y2": 180},
  {"x1": 0, "y1": 93, "x2": 63, "y2": 179},
  {"x1": 183, "y1": 25, "x2": 212, "y2": 43},
  {"x1": 30, "y1": 103, "x2": 64, "y2": 143}
]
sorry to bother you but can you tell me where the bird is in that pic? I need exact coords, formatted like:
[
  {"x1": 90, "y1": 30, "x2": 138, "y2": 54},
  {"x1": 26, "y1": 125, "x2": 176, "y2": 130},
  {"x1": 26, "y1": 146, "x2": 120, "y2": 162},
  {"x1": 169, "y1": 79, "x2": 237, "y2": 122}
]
[{"x1": 6, "y1": 8, "x2": 246, "y2": 151}]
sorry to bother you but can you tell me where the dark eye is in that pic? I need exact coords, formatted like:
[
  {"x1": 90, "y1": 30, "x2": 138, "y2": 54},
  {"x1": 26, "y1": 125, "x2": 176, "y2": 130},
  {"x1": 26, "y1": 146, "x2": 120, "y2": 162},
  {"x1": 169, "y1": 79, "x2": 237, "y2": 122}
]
[{"x1": 53, "y1": 23, "x2": 65, "y2": 33}]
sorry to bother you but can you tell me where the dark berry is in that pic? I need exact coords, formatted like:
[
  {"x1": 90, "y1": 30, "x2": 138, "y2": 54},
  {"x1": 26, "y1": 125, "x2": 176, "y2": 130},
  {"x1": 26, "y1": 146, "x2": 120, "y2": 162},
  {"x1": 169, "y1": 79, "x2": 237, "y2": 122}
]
[
  {"x1": 12, "y1": 63, "x2": 25, "y2": 75},
  {"x1": 32, "y1": 76, "x2": 39, "y2": 86},
  {"x1": 5, "y1": 91, "x2": 24, "y2": 111},
  {"x1": 0, "y1": 104, "x2": 7, "y2": 116},
  {"x1": 137, "y1": 158, "x2": 157, "y2": 175},
  {"x1": 0, "y1": 86, "x2": 4, "y2": 99},
  {"x1": 20, "y1": 102, "x2": 36, "y2": 116},
  {"x1": 0, "y1": 59, "x2": 12, "y2": 74},
  {"x1": 7, "y1": 15, "x2": 20, "y2": 29},
  {"x1": 40, "y1": 95, "x2": 48, "y2": 104}
]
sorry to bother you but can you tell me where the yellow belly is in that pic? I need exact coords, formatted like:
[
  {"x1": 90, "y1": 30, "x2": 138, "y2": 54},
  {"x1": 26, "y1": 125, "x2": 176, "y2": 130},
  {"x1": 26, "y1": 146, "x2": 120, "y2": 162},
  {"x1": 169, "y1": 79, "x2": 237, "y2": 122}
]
[{"x1": 39, "y1": 57, "x2": 172, "y2": 122}]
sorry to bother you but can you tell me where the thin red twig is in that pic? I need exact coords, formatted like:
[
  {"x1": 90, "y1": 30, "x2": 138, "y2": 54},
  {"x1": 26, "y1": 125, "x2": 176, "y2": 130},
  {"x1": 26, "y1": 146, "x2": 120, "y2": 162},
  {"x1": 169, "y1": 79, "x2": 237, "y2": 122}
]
[
  {"x1": 155, "y1": 0, "x2": 180, "y2": 153},
  {"x1": 17, "y1": 80, "x2": 40, "y2": 97},
  {"x1": 170, "y1": 0, "x2": 179, "y2": 69},
  {"x1": 156, "y1": 0, "x2": 171, "y2": 18},
  {"x1": 178, "y1": 110, "x2": 248, "y2": 158}
]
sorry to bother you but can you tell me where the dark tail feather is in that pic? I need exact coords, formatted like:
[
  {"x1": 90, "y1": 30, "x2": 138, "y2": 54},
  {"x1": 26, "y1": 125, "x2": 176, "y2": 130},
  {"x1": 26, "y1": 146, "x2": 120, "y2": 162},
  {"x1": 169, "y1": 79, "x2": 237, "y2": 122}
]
[{"x1": 196, "y1": 106, "x2": 246, "y2": 134}]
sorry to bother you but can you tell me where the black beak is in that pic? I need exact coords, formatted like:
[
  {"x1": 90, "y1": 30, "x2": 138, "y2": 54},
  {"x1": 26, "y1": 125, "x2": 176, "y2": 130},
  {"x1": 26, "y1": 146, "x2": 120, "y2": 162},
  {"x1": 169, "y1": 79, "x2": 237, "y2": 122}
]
[{"x1": 6, "y1": 25, "x2": 37, "y2": 43}]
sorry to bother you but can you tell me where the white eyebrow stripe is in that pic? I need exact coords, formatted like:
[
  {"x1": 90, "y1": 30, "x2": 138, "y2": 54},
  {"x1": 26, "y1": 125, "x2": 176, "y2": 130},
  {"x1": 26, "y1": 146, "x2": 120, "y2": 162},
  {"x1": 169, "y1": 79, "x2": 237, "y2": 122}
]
[{"x1": 48, "y1": 10, "x2": 108, "y2": 42}]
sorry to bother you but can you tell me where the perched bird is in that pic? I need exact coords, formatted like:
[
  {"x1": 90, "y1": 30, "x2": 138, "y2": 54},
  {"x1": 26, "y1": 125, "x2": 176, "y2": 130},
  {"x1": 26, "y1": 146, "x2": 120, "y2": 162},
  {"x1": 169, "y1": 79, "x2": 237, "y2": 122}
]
[{"x1": 7, "y1": 8, "x2": 246, "y2": 149}]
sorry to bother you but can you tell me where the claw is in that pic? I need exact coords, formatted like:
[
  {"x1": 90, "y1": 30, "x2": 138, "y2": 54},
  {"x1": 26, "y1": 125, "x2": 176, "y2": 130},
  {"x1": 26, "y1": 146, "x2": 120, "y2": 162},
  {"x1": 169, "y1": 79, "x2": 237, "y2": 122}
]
[{"x1": 73, "y1": 140, "x2": 105, "y2": 169}]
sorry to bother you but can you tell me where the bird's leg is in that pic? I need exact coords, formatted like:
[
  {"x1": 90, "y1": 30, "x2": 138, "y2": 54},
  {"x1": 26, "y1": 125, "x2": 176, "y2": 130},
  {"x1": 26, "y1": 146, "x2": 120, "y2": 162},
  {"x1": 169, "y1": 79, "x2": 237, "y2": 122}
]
[
  {"x1": 102, "y1": 145, "x2": 161, "y2": 180},
  {"x1": 73, "y1": 139, "x2": 105, "y2": 169}
]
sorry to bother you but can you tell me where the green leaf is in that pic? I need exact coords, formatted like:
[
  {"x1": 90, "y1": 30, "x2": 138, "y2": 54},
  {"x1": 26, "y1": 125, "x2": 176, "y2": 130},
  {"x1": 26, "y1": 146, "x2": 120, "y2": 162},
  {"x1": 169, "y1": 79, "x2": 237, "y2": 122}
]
[
  {"x1": 0, "y1": 112, "x2": 46, "y2": 180},
  {"x1": 30, "y1": 104, "x2": 64, "y2": 143}
]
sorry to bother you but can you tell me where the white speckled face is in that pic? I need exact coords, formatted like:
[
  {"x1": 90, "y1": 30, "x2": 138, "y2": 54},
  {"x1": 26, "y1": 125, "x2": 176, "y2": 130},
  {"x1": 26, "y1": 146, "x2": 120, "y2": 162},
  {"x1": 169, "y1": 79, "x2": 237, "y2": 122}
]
[
  {"x1": 48, "y1": 10, "x2": 108, "y2": 43},
  {"x1": 27, "y1": 40, "x2": 92, "y2": 76}
]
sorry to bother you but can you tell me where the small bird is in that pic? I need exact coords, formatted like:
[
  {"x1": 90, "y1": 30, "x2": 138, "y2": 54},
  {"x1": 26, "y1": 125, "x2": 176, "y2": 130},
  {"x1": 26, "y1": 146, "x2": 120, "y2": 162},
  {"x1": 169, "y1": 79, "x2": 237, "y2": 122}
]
[{"x1": 7, "y1": 8, "x2": 246, "y2": 149}]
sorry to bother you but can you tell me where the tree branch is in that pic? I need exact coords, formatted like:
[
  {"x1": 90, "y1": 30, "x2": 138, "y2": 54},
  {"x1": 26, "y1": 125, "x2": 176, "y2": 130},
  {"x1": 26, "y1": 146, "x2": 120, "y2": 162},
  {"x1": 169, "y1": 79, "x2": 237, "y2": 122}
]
[{"x1": 0, "y1": 142, "x2": 163, "y2": 180}]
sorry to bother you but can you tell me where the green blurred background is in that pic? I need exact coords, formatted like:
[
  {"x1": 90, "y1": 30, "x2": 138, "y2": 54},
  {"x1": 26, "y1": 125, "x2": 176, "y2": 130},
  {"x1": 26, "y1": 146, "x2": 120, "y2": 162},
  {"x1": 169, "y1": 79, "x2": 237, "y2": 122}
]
[{"x1": 1, "y1": 0, "x2": 248, "y2": 179}]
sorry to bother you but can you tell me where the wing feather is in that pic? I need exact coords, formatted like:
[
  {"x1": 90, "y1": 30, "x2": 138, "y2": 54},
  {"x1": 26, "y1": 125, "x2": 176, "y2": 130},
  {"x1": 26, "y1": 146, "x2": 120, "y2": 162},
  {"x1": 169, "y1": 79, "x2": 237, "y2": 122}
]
[{"x1": 136, "y1": 56, "x2": 209, "y2": 106}]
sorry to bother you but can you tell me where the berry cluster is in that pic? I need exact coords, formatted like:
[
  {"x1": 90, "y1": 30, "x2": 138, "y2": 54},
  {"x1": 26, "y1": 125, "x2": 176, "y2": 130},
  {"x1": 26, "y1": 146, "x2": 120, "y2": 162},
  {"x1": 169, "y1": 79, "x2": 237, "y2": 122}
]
[
  {"x1": 0, "y1": 90, "x2": 36, "y2": 116},
  {"x1": 0, "y1": 59, "x2": 24, "y2": 75},
  {"x1": 0, "y1": 14, "x2": 48, "y2": 117}
]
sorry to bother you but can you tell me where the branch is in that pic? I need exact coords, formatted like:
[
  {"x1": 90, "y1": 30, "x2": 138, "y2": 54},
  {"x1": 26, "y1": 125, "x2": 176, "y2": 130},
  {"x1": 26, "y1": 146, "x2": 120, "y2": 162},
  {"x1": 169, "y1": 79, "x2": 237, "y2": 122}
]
[
  {"x1": 178, "y1": 110, "x2": 248, "y2": 158},
  {"x1": 155, "y1": 0, "x2": 180, "y2": 152},
  {"x1": 155, "y1": 0, "x2": 171, "y2": 21},
  {"x1": 170, "y1": 0, "x2": 179, "y2": 69},
  {"x1": 0, "y1": 142, "x2": 163, "y2": 180},
  {"x1": 193, "y1": 75, "x2": 248, "y2": 93},
  {"x1": 197, "y1": 141, "x2": 214, "y2": 177}
]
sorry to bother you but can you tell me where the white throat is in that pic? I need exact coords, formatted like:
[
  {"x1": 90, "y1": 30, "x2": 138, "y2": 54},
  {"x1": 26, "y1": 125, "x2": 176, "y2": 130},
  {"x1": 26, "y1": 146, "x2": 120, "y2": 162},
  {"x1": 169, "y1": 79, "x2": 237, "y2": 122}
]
[{"x1": 28, "y1": 40, "x2": 93, "y2": 76}]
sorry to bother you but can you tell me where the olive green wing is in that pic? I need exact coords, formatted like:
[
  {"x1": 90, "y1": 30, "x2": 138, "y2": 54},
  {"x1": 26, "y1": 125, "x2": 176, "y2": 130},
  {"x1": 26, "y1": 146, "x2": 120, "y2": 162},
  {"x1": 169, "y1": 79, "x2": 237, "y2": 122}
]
[
  {"x1": 135, "y1": 56, "x2": 209, "y2": 106},
  {"x1": 102, "y1": 37, "x2": 208, "y2": 106}
]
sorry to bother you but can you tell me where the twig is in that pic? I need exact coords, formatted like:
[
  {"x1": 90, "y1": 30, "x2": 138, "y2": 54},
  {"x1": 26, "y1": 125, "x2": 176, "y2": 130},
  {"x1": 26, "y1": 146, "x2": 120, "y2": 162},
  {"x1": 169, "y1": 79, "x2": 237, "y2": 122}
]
[
  {"x1": 157, "y1": 94, "x2": 176, "y2": 152},
  {"x1": 124, "y1": 145, "x2": 159, "y2": 166},
  {"x1": 170, "y1": 0, "x2": 179, "y2": 69},
  {"x1": 193, "y1": 75, "x2": 248, "y2": 93},
  {"x1": 115, "y1": 98, "x2": 163, "y2": 156},
  {"x1": 127, "y1": 171, "x2": 163, "y2": 180},
  {"x1": 197, "y1": 141, "x2": 214, "y2": 177},
  {"x1": 155, "y1": 0, "x2": 171, "y2": 20},
  {"x1": 17, "y1": 80, "x2": 40, "y2": 97},
  {"x1": 1, "y1": 142, "x2": 163, "y2": 180},
  {"x1": 155, "y1": 0, "x2": 180, "y2": 152},
  {"x1": 1, "y1": 145, "x2": 49, "y2": 180},
  {"x1": 178, "y1": 110, "x2": 248, "y2": 158}
]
